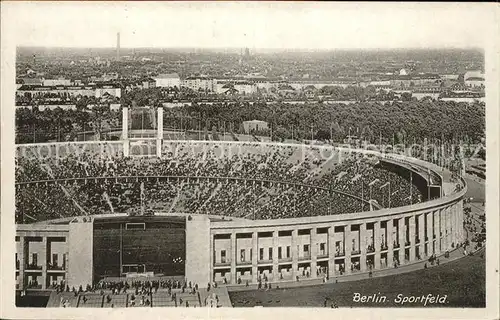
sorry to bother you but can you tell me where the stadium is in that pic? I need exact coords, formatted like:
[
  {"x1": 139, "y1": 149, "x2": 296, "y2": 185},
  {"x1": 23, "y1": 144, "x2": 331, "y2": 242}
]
[{"x1": 14, "y1": 107, "x2": 468, "y2": 308}]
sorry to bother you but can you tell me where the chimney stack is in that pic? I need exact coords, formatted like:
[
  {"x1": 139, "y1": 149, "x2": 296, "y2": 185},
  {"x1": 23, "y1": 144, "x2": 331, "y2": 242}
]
[{"x1": 116, "y1": 32, "x2": 121, "y2": 61}]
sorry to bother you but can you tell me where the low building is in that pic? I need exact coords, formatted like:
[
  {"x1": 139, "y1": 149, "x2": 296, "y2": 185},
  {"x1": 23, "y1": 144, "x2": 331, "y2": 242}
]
[
  {"x1": 155, "y1": 73, "x2": 181, "y2": 88},
  {"x1": 182, "y1": 76, "x2": 215, "y2": 92},
  {"x1": 464, "y1": 70, "x2": 484, "y2": 80},
  {"x1": 17, "y1": 84, "x2": 121, "y2": 99},
  {"x1": 215, "y1": 80, "x2": 257, "y2": 95},
  {"x1": 243, "y1": 120, "x2": 269, "y2": 133},
  {"x1": 440, "y1": 74, "x2": 459, "y2": 81},
  {"x1": 95, "y1": 85, "x2": 122, "y2": 98},
  {"x1": 42, "y1": 78, "x2": 72, "y2": 87},
  {"x1": 465, "y1": 76, "x2": 484, "y2": 88},
  {"x1": 17, "y1": 78, "x2": 43, "y2": 86}
]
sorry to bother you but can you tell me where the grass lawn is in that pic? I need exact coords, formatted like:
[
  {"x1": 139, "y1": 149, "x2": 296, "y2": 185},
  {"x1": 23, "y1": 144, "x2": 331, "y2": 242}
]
[{"x1": 229, "y1": 253, "x2": 485, "y2": 308}]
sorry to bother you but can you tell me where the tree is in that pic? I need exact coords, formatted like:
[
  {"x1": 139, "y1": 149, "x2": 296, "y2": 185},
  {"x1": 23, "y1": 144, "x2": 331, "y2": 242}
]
[
  {"x1": 401, "y1": 92, "x2": 412, "y2": 101},
  {"x1": 211, "y1": 126, "x2": 219, "y2": 141},
  {"x1": 314, "y1": 129, "x2": 331, "y2": 141}
]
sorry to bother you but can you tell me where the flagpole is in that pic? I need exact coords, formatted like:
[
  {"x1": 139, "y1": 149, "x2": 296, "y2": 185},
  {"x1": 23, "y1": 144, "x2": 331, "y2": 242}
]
[
  {"x1": 382, "y1": 186, "x2": 385, "y2": 207},
  {"x1": 388, "y1": 182, "x2": 391, "y2": 208},
  {"x1": 120, "y1": 223, "x2": 123, "y2": 277},
  {"x1": 361, "y1": 181, "x2": 364, "y2": 211},
  {"x1": 410, "y1": 171, "x2": 413, "y2": 205},
  {"x1": 427, "y1": 170, "x2": 431, "y2": 201}
]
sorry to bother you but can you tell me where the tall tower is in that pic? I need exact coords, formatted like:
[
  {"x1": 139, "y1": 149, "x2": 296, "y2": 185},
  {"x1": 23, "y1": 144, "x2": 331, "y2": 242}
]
[{"x1": 116, "y1": 32, "x2": 121, "y2": 61}]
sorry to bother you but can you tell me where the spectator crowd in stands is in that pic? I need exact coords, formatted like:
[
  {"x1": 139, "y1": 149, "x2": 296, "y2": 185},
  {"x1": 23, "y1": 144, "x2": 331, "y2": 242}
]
[{"x1": 15, "y1": 142, "x2": 423, "y2": 223}]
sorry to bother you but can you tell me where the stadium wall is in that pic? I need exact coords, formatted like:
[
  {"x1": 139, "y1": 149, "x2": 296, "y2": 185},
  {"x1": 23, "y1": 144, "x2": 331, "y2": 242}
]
[
  {"x1": 208, "y1": 182, "x2": 465, "y2": 284},
  {"x1": 14, "y1": 141, "x2": 466, "y2": 289}
]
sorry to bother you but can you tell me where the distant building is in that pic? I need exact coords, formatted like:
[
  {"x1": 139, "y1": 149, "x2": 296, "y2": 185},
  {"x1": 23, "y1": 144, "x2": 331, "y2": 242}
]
[
  {"x1": 464, "y1": 70, "x2": 484, "y2": 80},
  {"x1": 182, "y1": 76, "x2": 214, "y2": 92},
  {"x1": 464, "y1": 70, "x2": 485, "y2": 88},
  {"x1": 42, "y1": 77, "x2": 72, "y2": 87},
  {"x1": 17, "y1": 84, "x2": 121, "y2": 99},
  {"x1": 390, "y1": 74, "x2": 441, "y2": 88},
  {"x1": 464, "y1": 77, "x2": 484, "y2": 88},
  {"x1": 440, "y1": 74, "x2": 459, "y2": 81},
  {"x1": 215, "y1": 80, "x2": 257, "y2": 95},
  {"x1": 243, "y1": 120, "x2": 269, "y2": 133},
  {"x1": 121, "y1": 78, "x2": 156, "y2": 92},
  {"x1": 95, "y1": 85, "x2": 122, "y2": 98},
  {"x1": 155, "y1": 73, "x2": 181, "y2": 88},
  {"x1": 18, "y1": 77, "x2": 43, "y2": 86}
]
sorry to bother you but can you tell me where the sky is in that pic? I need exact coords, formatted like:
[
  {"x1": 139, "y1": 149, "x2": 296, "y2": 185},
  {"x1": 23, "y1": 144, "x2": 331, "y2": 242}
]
[{"x1": 2, "y1": 2, "x2": 495, "y2": 50}]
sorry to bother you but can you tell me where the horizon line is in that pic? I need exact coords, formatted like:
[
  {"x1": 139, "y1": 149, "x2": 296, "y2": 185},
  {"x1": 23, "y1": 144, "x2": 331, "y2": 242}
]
[{"x1": 16, "y1": 45, "x2": 484, "y2": 52}]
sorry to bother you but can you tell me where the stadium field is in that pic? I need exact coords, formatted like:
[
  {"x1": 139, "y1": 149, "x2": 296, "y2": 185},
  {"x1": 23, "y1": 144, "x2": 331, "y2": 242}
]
[{"x1": 229, "y1": 253, "x2": 485, "y2": 308}]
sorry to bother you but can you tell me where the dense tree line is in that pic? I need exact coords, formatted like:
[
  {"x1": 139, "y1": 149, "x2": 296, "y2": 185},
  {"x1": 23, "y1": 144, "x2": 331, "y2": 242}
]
[
  {"x1": 15, "y1": 105, "x2": 121, "y2": 144},
  {"x1": 170, "y1": 100, "x2": 485, "y2": 144},
  {"x1": 15, "y1": 100, "x2": 484, "y2": 146}
]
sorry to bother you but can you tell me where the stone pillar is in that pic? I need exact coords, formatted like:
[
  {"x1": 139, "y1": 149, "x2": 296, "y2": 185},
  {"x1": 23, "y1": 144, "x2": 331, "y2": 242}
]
[
  {"x1": 157, "y1": 107, "x2": 164, "y2": 139},
  {"x1": 457, "y1": 203, "x2": 462, "y2": 243},
  {"x1": 387, "y1": 219, "x2": 394, "y2": 268},
  {"x1": 458, "y1": 200, "x2": 464, "y2": 243},
  {"x1": 272, "y1": 231, "x2": 279, "y2": 281},
  {"x1": 344, "y1": 225, "x2": 352, "y2": 274},
  {"x1": 456, "y1": 202, "x2": 462, "y2": 243},
  {"x1": 185, "y1": 215, "x2": 211, "y2": 288},
  {"x1": 328, "y1": 226, "x2": 336, "y2": 278},
  {"x1": 209, "y1": 233, "x2": 214, "y2": 283},
  {"x1": 418, "y1": 214, "x2": 425, "y2": 258},
  {"x1": 230, "y1": 233, "x2": 237, "y2": 284},
  {"x1": 453, "y1": 204, "x2": 459, "y2": 245},
  {"x1": 373, "y1": 220, "x2": 381, "y2": 269},
  {"x1": 426, "y1": 212, "x2": 433, "y2": 256},
  {"x1": 122, "y1": 106, "x2": 129, "y2": 156},
  {"x1": 156, "y1": 107, "x2": 163, "y2": 157},
  {"x1": 446, "y1": 206, "x2": 452, "y2": 250},
  {"x1": 450, "y1": 207, "x2": 454, "y2": 247},
  {"x1": 441, "y1": 209, "x2": 448, "y2": 251},
  {"x1": 449, "y1": 207, "x2": 454, "y2": 247},
  {"x1": 291, "y1": 229, "x2": 298, "y2": 279},
  {"x1": 408, "y1": 216, "x2": 416, "y2": 262},
  {"x1": 41, "y1": 237, "x2": 47, "y2": 289},
  {"x1": 398, "y1": 217, "x2": 405, "y2": 264},
  {"x1": 434, "y1": 210, "x2": 440, "y2": 255},
  {"x1": 251, "y1": 232, "x2": 258, "y2": 283},
  {"x1": 359, "y1": 223, "x2": 367, "y2": 271},
  {"x1": 18, "y1": 236, "x2": 25, "y2": 289},
  {"x1": 451, "y1": 205, "x2": 456, "y2": 247},
  {"x1": 310, "y1": 228, "x2": 318, "y2": 278}
]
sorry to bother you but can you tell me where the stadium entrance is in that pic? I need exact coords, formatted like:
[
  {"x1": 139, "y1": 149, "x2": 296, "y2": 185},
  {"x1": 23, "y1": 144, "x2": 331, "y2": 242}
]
[{"x1": 92, "y1": 216, "x2": 186, "y2": 283}]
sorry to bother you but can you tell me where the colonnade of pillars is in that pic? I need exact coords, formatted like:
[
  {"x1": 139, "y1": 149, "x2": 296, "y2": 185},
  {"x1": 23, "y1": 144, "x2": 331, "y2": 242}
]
[
  {"x1": 16, "y1": 235, "x2": 68, "y2": 290},
  {"x1": 211, "y1": 202, "x2": 464, "y2": 284}
]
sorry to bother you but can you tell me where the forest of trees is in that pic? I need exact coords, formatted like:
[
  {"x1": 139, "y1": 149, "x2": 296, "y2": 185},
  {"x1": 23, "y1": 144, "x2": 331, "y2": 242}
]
[
  {"x1": 170, "y1": 99, "x2": 485, "y2": 144},
  {"x1": 15, "y1": 99, "x2": 485, "y2": 147}
]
